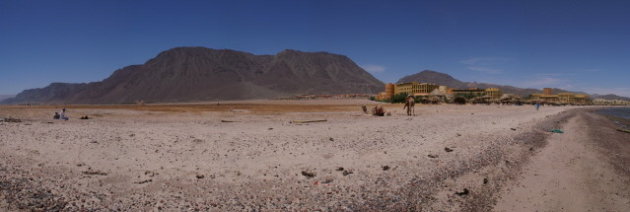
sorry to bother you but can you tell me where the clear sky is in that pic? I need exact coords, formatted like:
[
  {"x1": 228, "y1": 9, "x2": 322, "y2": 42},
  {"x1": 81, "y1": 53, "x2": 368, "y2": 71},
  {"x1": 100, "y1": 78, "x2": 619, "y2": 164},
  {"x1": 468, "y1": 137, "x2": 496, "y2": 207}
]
[{"x1": 1, "y1": 0, "x2": 629, "y2": 96}]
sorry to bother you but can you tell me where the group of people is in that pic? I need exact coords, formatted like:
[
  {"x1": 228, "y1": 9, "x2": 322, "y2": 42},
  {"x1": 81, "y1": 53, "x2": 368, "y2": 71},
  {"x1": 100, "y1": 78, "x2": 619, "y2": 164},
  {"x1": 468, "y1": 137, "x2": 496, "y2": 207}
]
[
  {"x1": 52, "y1": 108, "x2": 90, "y2": 120},
  {"x1": 53, "y1": 108, "x2": 69, "y2": 120}
]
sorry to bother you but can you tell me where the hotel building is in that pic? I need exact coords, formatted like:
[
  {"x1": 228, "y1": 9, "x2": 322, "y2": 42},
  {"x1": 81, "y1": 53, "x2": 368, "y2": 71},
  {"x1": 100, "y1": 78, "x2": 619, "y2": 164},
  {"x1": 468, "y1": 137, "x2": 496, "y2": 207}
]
[
  {"x1": 530, "y1": 88, "x2": 590, "y2": 105},
  {"x1": 376, "y1": 82, "x2": 502, "y2": 102}
]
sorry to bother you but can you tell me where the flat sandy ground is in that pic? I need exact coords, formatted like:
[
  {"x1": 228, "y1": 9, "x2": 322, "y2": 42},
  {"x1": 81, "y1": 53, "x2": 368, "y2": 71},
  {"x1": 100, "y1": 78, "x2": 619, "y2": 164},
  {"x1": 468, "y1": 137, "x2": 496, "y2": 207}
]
[{"x1": 0, "y1": 100, "x2": 628, "y2": 211}]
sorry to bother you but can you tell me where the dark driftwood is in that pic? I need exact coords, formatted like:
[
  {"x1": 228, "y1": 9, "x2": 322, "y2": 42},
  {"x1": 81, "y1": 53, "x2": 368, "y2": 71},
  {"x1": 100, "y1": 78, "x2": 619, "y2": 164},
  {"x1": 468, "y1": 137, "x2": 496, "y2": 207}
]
[
  {"x1": 82, "y1": 170, "x2": 107, "y2": 176},
  {"x1": 291, "y1": 119, "x2": 327, "y2": 124},
  {"x1": 617, "y1": 128, "x2": 630, "y2": 133}
]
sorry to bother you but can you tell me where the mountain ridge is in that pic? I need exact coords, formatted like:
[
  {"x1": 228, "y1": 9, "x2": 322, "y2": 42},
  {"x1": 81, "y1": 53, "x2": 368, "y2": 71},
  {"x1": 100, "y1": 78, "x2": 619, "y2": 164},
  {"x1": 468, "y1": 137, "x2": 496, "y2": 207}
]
[
  {"x1": 3, "y1": 47, "x2": 384, "y2": 104},
  {"x1": 5, "y1": 51, "x2": 628, "y2": 104}
]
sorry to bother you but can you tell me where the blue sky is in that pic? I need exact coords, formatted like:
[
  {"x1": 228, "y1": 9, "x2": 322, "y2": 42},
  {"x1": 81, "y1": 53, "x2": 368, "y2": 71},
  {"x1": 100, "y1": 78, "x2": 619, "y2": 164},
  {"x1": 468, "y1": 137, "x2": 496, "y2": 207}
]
[{"x1": 1, "y1": 0, "x2": 629, "y2": 96}]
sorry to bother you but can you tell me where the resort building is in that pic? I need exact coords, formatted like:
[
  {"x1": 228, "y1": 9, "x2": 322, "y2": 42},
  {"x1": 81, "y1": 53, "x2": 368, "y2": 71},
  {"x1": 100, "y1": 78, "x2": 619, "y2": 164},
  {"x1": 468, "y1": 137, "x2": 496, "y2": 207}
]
[
  {"x1": 484, "y1": 88, "x2": 503, "y2": 99},
  {"x1": 448, "y1": 88, "x2": 485, "y2": 97},
  {"x1": 374, "y1": 83, "x2": 594, "y2": 105},
  {"x1": 572, "y1": 94, "x2": 589, "y2": 104},
  {"x1": 530, "y1": 93, "x2": 559, "y2": 103},
  {"x1": 377, "y1": 82, "x2": 441, "y2": 101},
  {"x1": 447, "y1": 88, "x2": 502, "y2": 99},
  {"x1": 375, "y1": 83, "x2": 395, "y2": 101},
  {"x1": 394, "y1": 82, "x2": 440, "y2": 96},
  {"x1": 530, "y1": 88, "x2": 590, "y2": 105},
  {"x1": 438, "y1": 85, "x2": 448, "y2": 93},
  {"x1": 375, "y1": 81, "x2": 503, "y2": 103}
]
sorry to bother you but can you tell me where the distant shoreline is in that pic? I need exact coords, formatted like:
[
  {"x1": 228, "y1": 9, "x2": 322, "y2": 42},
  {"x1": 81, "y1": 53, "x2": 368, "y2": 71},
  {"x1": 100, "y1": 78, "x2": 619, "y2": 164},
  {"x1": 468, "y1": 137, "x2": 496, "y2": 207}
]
[{"x1": 594, "y1": 107, "x2": 630, "y2": 130}]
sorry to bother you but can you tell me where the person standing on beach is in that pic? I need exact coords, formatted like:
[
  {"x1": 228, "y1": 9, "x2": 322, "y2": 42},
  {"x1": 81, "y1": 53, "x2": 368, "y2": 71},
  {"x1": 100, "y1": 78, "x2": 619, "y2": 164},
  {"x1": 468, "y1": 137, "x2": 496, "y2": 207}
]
[{"x1": 535, "y1": 102, "x2": 541, "y2": 111}]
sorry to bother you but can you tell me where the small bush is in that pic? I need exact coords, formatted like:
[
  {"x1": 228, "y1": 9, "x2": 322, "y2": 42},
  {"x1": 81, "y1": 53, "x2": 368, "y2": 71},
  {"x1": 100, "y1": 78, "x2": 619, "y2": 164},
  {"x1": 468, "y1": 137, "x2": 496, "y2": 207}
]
[
  {"x1": 391, "y1": 92, "x2": 409, "y2": 103},
  {"x1": 454, "y1": 97, "x2": 467, "y2": 104}
]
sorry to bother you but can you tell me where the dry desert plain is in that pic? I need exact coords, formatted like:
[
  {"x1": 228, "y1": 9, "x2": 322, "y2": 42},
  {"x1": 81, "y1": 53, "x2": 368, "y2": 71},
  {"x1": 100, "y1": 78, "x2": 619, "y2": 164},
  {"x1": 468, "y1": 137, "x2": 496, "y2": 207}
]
[{"x1": 1, "y1": 99, "x2": 629, "y2": 211}]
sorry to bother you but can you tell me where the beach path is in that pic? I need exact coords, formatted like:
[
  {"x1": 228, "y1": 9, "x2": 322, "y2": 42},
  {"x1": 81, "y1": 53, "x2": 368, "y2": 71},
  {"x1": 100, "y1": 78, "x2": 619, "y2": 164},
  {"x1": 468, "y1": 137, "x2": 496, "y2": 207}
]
[{"x1": 494, "y1": 112, "x2": 630, "y2": 212}]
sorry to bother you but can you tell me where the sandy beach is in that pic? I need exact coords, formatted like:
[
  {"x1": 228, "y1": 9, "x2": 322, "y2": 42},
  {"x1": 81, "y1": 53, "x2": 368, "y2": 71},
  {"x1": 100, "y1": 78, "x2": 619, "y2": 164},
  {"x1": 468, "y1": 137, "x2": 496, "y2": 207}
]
[{"x1": 1, "y1": 100, "x2": 629, "y2": 211}]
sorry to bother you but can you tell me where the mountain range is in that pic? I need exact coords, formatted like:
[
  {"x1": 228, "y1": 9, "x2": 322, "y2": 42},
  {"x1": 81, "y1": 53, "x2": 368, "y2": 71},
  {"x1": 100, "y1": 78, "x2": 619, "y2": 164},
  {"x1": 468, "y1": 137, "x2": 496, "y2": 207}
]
[
  {"x1": 2, "y1": 47, "x2": 383, "y2": 104},
  {"x1": 3, "y1": 48, "x2": 628, "y2": 104}
]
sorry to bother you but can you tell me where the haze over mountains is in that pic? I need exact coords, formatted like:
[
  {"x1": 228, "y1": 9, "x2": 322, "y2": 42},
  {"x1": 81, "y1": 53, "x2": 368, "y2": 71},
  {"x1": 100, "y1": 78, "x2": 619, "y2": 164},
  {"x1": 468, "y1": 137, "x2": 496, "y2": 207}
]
[
  {"x1": 3, "y1": 47, "x2": 383, "y2": 104},
  {"x1": 3, "y1": 47, "x2": 628, "y2": 104},
  {"x1": 0, "y1": 95, "x2": 15, "y2": 102}
]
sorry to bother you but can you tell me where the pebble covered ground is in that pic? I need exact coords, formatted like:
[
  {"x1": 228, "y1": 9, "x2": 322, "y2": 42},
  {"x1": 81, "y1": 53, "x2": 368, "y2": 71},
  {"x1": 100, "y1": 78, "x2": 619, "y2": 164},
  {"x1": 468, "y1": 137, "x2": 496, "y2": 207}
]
[{"x1": 0, "y1": 102, "x2": 580, "y2": 211}]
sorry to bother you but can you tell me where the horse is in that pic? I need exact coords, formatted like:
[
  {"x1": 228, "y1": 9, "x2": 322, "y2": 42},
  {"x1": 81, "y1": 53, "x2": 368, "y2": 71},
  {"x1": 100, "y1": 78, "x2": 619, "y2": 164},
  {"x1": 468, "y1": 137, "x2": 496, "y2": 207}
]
[{"x1": 403, "y1": 96, "x2": 415, "y2": 116}]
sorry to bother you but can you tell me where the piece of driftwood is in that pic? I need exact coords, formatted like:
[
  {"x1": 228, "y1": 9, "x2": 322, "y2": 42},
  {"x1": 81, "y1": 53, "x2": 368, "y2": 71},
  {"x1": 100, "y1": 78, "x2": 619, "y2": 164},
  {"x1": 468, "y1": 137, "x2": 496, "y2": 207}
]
[
  {"x1": 134, "y1": 179, "x2": 152, "y2": 184},
  {"x1": 617, "y1": 128, "x2": 630, "y2": 133},
  {"x1": 82, "y1": 170, "x2": 108, "y2": 176},
  {"x1": 221, "y1": 120, "x2": 237, "y2": 123},
  {"x1": 291, "y1": 119, "x2": 327, "y2": 124},
  {"x1": 3, "y1": 117, "x2": 21, "y2": 123}
]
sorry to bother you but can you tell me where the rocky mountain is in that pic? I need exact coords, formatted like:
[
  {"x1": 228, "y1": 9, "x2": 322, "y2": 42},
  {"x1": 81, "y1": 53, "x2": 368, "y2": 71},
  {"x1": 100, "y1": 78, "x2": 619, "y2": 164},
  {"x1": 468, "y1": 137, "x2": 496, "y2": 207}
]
[
  {"x1": 3, "y1": 47, "x2": 384, "y2": 104},
  {"x1": 397, "y1": 70, "x2": 582, "y2": 97}
]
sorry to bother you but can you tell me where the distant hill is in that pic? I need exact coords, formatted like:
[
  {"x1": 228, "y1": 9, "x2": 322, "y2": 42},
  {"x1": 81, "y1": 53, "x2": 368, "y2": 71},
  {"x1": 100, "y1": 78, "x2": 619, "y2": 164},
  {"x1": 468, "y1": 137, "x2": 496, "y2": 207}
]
[
  {"x1": 0, "y1": 95, "x2": 15, "y2": 102},
  {"x1": 397, "y1": 70, "x2": 593, "y2": 97},
  {"x1": 397, "y1": 70, "x2": 467, "y2": 88},
  {"x1": 3, "y1": 47, "x2": 384, "y2": 104}
]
